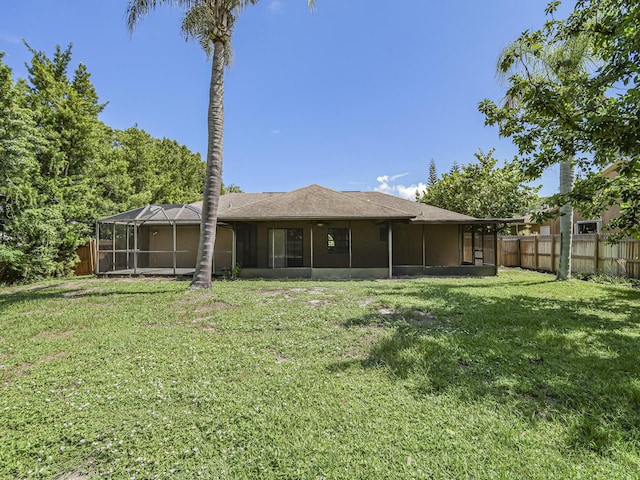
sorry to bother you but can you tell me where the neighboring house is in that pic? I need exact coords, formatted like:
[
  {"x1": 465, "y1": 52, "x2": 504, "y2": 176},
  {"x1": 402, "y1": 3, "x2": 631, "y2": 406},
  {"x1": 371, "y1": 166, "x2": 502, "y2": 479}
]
[
  {"x1": 96, "y1": 184, "x2": 518, "y2": 278},
  {"x1": 508, "y1": 163, "x2": 622, "y2": 236}
]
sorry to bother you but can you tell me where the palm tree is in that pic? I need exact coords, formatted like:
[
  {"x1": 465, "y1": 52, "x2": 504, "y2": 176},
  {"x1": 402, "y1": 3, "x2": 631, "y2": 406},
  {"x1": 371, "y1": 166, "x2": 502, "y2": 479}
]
[
  {"x1": 496, "y1": 36, "x2": 593, "y2": 280},
  {"x1": 126, "y1": 0, "x2": 314, "y2": 289}
]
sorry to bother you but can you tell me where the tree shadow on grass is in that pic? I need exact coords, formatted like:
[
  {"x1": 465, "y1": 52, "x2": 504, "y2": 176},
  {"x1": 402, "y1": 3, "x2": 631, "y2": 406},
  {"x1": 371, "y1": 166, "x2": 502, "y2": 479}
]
[
  {"x1": 0, "y1": 284, "x2": 178, "y2": 310},
  {"x1": 335, "y1": 280, "x2": 640, "y2": 455}
]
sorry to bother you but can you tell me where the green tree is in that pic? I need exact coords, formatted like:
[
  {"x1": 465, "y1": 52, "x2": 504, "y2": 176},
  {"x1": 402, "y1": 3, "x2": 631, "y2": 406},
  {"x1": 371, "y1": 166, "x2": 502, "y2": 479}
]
[
  {"x1": 0, "y1": 53, "x2": 43, "y2": 282},
  {"x1": 482, "y1": 0, "x2": 639, "y2": 241},
  {"x1": 126, "y1": 0, "x2": 314, "y2": 290},
  {"x1": 548, "y1": 0, "x2": 639, "y2": 241},
  {"x1": 221, "y1": 182, "x2": 243, "y2": 194},
  {"x1": 480, "y1": 31, "x2": 596, "y2": 280},
  {"x1": 0, "y1": 45, "x2": 211, "y2": 284},
  {"x1": 0, "y1": 50, "x2": 89, "y2": 283},
  {"x1": 428, "y1": 159, "x2": 438, "y2": 187},
  {"x1": 417, "y1": 150, "x2": 539, "y2": 220}
]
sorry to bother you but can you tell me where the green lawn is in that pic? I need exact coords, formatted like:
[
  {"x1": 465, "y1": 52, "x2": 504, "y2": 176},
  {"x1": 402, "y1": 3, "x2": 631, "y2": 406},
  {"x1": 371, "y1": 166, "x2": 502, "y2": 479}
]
[{"x1": 1, "y1": 270, "x2": 639, "y2": 479}]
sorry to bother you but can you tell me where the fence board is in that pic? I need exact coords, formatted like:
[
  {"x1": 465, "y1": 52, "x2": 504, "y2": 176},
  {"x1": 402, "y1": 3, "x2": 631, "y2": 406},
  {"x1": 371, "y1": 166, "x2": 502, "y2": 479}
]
[
  {"x1": 74, "y1": 239, "x2": 96, "y2": 276},
  {"x1": 498, "y1": 234, "x2": 639, "y2": 279}
]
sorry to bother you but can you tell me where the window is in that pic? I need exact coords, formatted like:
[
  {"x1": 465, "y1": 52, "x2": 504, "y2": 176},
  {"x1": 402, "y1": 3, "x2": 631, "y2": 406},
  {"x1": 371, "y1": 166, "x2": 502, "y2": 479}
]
[
  {"x1": 327, "y1": 228, "x2": 350, "y2": 254},
  {"x1": 575, "y1": 220, "x2": 601, "y2": 234}
]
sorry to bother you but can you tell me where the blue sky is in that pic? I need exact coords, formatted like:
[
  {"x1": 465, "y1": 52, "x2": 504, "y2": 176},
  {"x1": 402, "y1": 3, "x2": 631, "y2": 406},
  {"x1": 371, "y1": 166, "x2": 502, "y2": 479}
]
[{"x1": 1, "y1": 0, "x2": 571, "y2": 198}]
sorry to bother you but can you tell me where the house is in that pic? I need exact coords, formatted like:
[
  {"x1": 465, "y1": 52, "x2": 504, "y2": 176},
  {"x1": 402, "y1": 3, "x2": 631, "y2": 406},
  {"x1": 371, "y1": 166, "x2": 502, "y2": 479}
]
[
  {"x1": 508, "y1": 163, "x2": 622, "y2": 236},
  {"x1": 96, "y1": 184, "x2": 519, "y2": 278}
]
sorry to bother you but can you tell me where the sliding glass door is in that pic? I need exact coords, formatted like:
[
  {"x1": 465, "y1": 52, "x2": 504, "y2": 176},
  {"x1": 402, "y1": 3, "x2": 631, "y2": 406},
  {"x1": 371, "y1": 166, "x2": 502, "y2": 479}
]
[{"x1": 268, "y1": 228, "x2": 303, "y2": 267}]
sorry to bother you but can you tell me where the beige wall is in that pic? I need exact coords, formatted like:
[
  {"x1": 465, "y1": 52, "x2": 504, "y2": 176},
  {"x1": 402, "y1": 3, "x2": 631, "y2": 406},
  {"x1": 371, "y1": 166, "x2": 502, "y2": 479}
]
[
  {"x1": 425, "y1": 224, "x2": 460, "y2": 266},
  {"x1": 249, "y1": 221, "x2": 389, "y2": 269},
  {"x1": 392, "y1": 224, "x2": 460, "y2": 266},
  {"x1": 214, "y1": 226, "x2": 234, "y2": 270},
  {"x1": 126, "y1": 221, "x2": 466, "y2": 271}
]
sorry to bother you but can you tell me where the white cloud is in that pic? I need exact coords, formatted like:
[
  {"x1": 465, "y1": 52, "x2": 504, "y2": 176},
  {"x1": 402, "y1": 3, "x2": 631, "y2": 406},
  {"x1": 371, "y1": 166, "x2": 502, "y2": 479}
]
[
  {"x1": 374, "y1": 173, "x2": 426, "y2": 200},
  {"x1": 376, "y1": 172, "x2": 409, "y2": 183},
  {"x1": 267, "y1": 1, "x2": 285, "y2": 13},
  {"x1": 0, "y1": 33, "x2": 21, "y2": 45},
  {"x1": 270, "y1": 129, "x2": 281, "y2": 135}
]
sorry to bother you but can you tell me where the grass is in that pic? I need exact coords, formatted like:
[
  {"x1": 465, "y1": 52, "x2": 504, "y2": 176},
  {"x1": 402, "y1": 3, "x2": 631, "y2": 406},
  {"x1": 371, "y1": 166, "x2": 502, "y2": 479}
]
[{"x1": 1, "y1": 269, "x2": 639, "y2": 479}]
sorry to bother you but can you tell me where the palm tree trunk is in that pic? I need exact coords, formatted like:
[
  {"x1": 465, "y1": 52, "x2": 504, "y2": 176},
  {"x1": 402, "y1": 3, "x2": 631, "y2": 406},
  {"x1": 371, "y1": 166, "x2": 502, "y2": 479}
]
[
  {"x1": 557, "y1": 159, "x2": 574, "y2": 281},
  {"x1": 190, "y1": 39, "x2": 225, "y2": 290}
]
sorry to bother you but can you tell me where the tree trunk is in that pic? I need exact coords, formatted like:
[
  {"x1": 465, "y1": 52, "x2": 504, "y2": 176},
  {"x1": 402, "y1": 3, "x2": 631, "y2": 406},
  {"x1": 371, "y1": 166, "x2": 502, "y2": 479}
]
[
  {"x1": 557, "y1": 159, "x2": 574, "y2": 281},
  {"x1": 190, "y1": 40, "x2": 225, "y2": 290}
]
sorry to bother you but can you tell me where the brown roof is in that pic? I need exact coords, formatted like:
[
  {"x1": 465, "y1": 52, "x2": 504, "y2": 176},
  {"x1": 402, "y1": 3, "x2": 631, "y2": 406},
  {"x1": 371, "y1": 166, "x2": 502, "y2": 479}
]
[
  {"x1": 349, "y1": 191, "x2": 477, "y2": 223},
  {"x1": 191, "y1": 184, "x2": 480, "y2": 223},
  {"x1": 212, "y1": 184, "x2": 415, "y2": 221}
]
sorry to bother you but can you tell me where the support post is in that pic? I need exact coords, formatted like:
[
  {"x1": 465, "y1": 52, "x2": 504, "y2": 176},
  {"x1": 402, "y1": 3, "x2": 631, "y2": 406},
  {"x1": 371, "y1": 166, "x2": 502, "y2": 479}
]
[
  {"x1": 172, "y1": 222, "x2": 177, "y2": 275},
  {"x1": 422, "y1": 224, "x2": 426, "y2": 267},
  {"x1": 232, "y1": 226, "x2": 237, "y2": 274},
  {"x1": 349, "y1": 221, "x2": 352, "y2": 270},
  {"x1": 310, "y1": 226, "x2": 314, "y2": 269},
  {"x1": 593, "y1": 234, "x2": 599, "y2": 275},
  {"x1": 493, "y1": 224, "x2": 498, "y2": 275},
  {"x1": 112, "y1": 223, "x2": 116, "y2": 272},
  {"x1": 133, "y1": 221, "x2": 138, "y2": 275},
  {"x1": 550, "y1": 234, "x2": 556, "y2": 273},
  {"x1": 126, "y1": 225, "x2": 130, "y2": 269},
  {"x1": 388, "y1": 222, "x2": 393, "y2": 279},
  {"x1": 96, "y1": 221, "x2": 100, "y2": 274}
]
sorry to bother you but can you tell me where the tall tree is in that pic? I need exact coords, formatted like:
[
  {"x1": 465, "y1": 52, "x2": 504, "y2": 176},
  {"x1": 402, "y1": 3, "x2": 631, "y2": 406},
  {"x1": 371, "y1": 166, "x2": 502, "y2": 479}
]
[
  {"x1": 417, "y1": 149, "x2": 539, "y2": 220},
  {"x1": 481, "y1": 33, "x2": 595, "y2": 280},
  {"x1": 427, "y1": 159, "x2": 438, "y2": 187},
  {"x1": 127, "y1": 0, "x2": 315, "y2": 290},
  {"x1": 538, "y1": 0, "x2": 639, "y2": 241}
]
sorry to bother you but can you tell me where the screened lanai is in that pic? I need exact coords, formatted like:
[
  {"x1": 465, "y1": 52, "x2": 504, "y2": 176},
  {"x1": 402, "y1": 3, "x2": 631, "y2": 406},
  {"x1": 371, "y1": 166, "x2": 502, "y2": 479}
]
[{"x1": 96, "y1": 204, "x2": 205, "y2": 276}]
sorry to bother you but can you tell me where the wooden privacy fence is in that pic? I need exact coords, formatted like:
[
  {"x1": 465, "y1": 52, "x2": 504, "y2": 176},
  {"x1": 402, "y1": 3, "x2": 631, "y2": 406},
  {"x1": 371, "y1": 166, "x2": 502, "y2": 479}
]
[
  {"x1": 498, "y1": 234, "x2": 640, "y2": 279},
  {"x1": 74, "y1": 238, "x2": 97, "y2": 276}
]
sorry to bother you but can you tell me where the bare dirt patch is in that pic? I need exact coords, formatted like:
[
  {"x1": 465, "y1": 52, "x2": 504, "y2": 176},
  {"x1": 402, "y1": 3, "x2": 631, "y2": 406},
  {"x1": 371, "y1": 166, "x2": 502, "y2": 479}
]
[
  {"x1": 258, "y1": 287, "x2": 328, "y2": 300},
  {"x1": 309, "y1": 299, "x2": 332, "y2": 308},
  {"x1": 33, "y1": 329, "x2": 76, "y2": 341},
  {"x1": 55, "y1": 459, "x2": 97, "y2": 480},
  {"x1": 11, "y1": 351, "x2": 68, "y2": 378},
  {"x1": 374, "y1": 306, "x2": 437, "y2": 326}
]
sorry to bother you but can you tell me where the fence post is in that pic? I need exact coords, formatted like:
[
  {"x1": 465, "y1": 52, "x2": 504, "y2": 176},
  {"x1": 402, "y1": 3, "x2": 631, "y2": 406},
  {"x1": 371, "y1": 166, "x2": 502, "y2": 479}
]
[
  {"x1": 534, "y1": 236, "x2": 539, "y2": 271},
  {"x1": 593, "y1": 234, "x2": 600, "y2": 274},
  {"x1": 550, "y1": 235, "x2": 556, "y2": 273}
]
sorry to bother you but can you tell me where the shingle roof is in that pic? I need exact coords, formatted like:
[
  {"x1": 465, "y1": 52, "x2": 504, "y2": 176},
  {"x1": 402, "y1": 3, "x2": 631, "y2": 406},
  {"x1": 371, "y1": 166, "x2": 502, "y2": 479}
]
[
  {"x1": 213, "y1": 184, "x2": 416, "y2": 221},
  {"x1": 205, "y1": 184, "x2": 479, "y2": 223},
  {"x1": 348, "y1": 191, "x2": 477, "y2": 223},
  {"x1": 101, "y1": 185, "x2": 499, "y2": 225}
]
